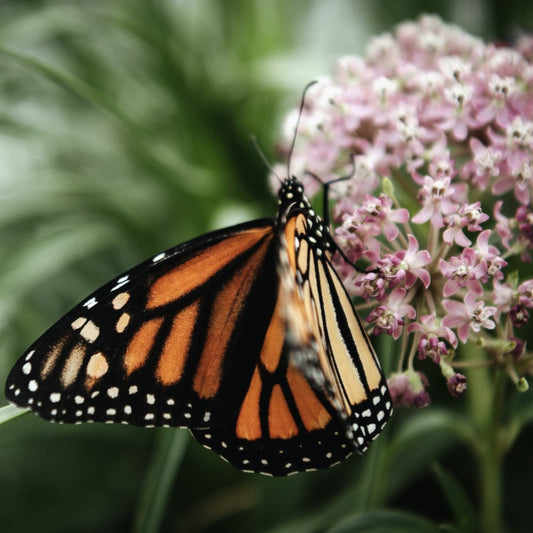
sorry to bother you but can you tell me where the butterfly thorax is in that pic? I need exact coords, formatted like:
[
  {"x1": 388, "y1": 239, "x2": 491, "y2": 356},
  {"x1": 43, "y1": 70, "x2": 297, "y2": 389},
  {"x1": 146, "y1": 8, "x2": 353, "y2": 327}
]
[{"x1": 277, "y1": 177, "x2": 333, "y2": 254}]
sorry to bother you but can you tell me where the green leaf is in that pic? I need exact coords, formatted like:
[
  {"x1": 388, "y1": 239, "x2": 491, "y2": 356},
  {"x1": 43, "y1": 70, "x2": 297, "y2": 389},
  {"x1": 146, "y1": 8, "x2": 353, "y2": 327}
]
[
  {"x1": 433, "y1": 464, "x2": 476, "y2": 533},
  {"x1": 132, "y1": 429, "x2": 189, "y2": 533},
  {"x1": 328, "y1": 510, "x2": 437, "y2": 533},
  {"x1": 384, "y1": 409, "x2": 471, "y2": 499},
  {"x1": 0, "y1": 403, "x2": 29, "y2": 424}
]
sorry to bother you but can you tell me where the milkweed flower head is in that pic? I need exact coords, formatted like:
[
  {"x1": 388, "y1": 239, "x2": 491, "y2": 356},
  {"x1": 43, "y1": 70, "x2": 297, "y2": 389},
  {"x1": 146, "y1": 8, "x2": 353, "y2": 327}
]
[{"x1": 273, "y1": 15, "x2": 533, "y2": 407}]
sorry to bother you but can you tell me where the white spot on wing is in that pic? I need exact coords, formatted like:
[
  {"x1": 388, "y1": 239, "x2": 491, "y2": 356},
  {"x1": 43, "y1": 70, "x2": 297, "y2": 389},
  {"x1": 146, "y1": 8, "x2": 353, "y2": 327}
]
[
  {"x1": 112, "y1": 292, "x2": 130, "y2": 310},
  {"x1": 80, "y1": 321, "x2": 100, "y2": 343},
  {"x1": 71, "y1": 317, "x2": 88, "y2": 330},
  {"x1": 50, "y1": 392, "x2": 61, "y2": 403},
  {"x1": 83, "y1": 297, "x2": 98, "y2": 309},
  {"x1": 111, "y1": 275, "x2": 130, "y2": 292}
]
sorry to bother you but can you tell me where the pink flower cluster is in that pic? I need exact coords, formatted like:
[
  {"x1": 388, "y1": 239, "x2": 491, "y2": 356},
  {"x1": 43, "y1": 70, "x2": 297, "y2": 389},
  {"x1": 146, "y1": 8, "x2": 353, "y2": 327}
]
[{"x1": 274, "y1": 15, "x2": 533, "y2": 406}]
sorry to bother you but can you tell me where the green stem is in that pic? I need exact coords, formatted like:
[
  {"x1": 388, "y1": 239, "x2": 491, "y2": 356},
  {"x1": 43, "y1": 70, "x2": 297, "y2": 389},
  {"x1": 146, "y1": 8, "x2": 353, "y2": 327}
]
[
  {"x1": 465, "y1": 345, "x2": 506, "y2": 533},
  {"x1": 478, "y1": 435, "x2": 503, "y2": 533},
  {"x1": 132, "y1": 429, "x2": 189, "y2": 533},
  {"x1": 359, "y1": 432, "x2": 388, "y2": 509}
]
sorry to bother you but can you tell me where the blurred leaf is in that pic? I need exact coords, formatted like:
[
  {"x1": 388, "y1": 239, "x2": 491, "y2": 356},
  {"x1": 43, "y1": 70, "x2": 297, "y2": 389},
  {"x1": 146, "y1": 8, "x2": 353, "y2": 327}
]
[
  {"x1": 384, "y1": 409, "x2": 473, "y2": 499},
  {"x1": 507, "y1": 387, "x2": 533, "y2": 449},
  {"x1": 0, "y1": 223, "x2": 118, "y2": 301},
  {"x1": 132, "y1": 429, "x2": 189, "y2": 533},
  {"x1": 433, "y1": 464, "x2": 476, "y2": 533},
  {"x1": 328, "y1": 509, "x2": 437, "y2": 533}
]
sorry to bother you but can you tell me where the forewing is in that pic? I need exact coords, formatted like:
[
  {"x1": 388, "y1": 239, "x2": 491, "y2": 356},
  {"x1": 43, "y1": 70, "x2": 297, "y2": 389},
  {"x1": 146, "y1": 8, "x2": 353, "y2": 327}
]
[{"x1": 5, "y1": 219, "x2": 277, "y2": 431}]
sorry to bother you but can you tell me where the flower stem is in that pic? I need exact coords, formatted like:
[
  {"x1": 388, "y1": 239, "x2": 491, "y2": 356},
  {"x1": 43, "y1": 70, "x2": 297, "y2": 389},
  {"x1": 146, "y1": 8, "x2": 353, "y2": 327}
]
[{"x1": 465, "y1": 344, "x2": 506, "y2": 533}]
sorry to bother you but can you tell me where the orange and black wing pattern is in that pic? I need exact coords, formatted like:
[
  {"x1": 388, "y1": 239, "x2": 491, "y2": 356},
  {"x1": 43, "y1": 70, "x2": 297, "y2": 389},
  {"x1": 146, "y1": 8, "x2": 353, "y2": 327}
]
[{"x1": 5, "y1": 177, "x2": 391, "y2": 476}]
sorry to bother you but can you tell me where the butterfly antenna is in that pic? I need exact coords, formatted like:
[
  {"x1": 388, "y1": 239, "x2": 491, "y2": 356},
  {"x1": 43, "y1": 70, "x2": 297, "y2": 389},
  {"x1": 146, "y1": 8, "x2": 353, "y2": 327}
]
[
  {"x1": 251, "y1": 135, "x2": 283, "y2": 186},
  {"x1": 287, "y1": 80, "x2": 318, "y2": 179}
]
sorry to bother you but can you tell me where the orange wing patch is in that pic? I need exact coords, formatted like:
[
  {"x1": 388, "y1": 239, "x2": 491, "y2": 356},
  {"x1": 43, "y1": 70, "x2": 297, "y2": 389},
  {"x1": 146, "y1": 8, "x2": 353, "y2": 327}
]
[
  {"x1": 287, "y1": 365, "x2": 331, "y2": 431},
  {"x1": 147, "y1": 227, "x2": 273, "y2": 309},
  {"x1": 268, "y1": 384, "x2": 298, "y2": 438},
  {"x1": 259, "y1": 298, "x2": 285, "y2": 372},
  {"x1": 193, "y1": 235, "x2": 273, "y2": 399},
  {"x1": 156, "y1": 301, "x2": 200, "y2": 386},
  {"x1": 236, "y1": 367, "x2": 263, "y2": 440},
  {"x1": 123, "y1": 317, "x2": 164, "y2": 376}
]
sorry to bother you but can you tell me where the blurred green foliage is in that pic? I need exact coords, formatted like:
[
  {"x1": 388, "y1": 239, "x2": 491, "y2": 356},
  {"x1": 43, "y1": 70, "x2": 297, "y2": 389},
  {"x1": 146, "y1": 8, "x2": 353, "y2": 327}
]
[{"x1": 1, "y1": 1, "x2": 533, "y2": 532}]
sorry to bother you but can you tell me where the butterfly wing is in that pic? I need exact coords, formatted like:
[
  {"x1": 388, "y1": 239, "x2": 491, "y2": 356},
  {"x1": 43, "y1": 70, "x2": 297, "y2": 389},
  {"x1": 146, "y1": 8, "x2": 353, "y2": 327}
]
[
  {"x1": 190, "y1": 228, "x2": 358, "y2": 475},
  {"x1": 193, "y1": 207, "x2": 392, "y2": 476},
  {"x1": 281, "y1": 211, "x2": 392, "y2": 454},
  {"x1": 5, "y1": 178, "x2": 391, "y2": 477},
  {"x1": 5, "y1": 219, "x2": 279, "y2": 432}
]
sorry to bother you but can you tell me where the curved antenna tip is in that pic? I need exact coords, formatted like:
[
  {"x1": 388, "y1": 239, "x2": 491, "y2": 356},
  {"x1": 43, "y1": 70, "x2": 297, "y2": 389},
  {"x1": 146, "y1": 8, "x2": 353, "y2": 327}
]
[{"x1": 287, "y1": 81, "x2": 319, "y2": 179}]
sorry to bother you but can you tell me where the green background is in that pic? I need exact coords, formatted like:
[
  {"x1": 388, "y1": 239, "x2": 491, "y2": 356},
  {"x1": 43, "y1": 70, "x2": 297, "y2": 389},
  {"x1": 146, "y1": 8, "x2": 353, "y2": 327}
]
[{"x1": 1, "y1": 1, "x2": 532, "y2": 532}]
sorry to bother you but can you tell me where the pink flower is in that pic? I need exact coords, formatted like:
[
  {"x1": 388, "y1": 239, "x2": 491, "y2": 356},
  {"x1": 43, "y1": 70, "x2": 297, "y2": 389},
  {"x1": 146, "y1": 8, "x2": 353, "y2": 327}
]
[
  {"x1": 459, "y1": 202, "x2": 490, "y2": 231},
  {"x1": 408, "y1": 314, "x2": 458, "y2": 363},
  {"x1": 447, "y1": 373, "x2": 468, "y2": 397},
  {"x1": 492, "y1": 279, "x2": 514, "y2": 315},
  {"x1": 373, "y1": 235, "x2": 431, "y2": 290},
  {"x1": 518, "y1": 279, "x2": 533, "y2": 307},
  {"x1": 462, "y1": 138, "x2": 502, "y2": 189},
  {"x1": 443, "y1": 213, "x2": 473, "y2": 247},
  {"x1": 351, "y1": 270, "x2": 386, "y2": 301},
  {"x1": 367, "y1": 287, "x2": 416, "y2": 339},
  {"x1": 474, "y1": 230, "x2": 507, "y2": 282},
  {"x1": 387, "y1": 371, "x2": 431, "y2": 408},
  {"x1": 493, "y1": 201, "x2": 513, "y2": 250},
  {"x1": 274, "y1": 15, "x2": 533, "y2": 405},
  {"x1": 442, "y1": 292, "x2": 497, "y2": 343},
  {"x1": 439, "y1": 248, "x2": 486, "y2": 297},
  {"x1": 398, "y1": 235, "x2": 432, "y2": 288},
  {"x1": 412, "y1": 175, "x2": 461, "y2": 227},
  {"x1": 442, "y1": 202, "x2": 489, "y2": 246},
  {"x1": 357, "y1": 194, "x2": 409, "y2": 241}
]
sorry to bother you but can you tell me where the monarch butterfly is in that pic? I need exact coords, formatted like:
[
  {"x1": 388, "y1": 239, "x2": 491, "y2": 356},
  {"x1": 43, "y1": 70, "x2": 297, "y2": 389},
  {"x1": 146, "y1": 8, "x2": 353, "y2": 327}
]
[{"x1": 5, "y1": 102, "x2": 392, "y2": 477}]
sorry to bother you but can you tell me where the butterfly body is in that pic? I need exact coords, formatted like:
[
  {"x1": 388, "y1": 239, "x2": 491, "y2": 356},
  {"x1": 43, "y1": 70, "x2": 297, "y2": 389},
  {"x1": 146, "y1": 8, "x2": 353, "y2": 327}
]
[{"x1": 5, "y1": 176, "x2": 391, "y2": 476}]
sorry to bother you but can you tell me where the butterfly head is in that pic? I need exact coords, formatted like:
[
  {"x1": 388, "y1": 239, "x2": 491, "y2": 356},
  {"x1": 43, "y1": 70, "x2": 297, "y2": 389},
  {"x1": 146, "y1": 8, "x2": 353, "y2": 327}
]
[
  {"x1": 277, "y1": 176, "x2": 310, "y2": 212},
  {"x1": 277, "y1": 176, "x2": 333, "y2": 256}
]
